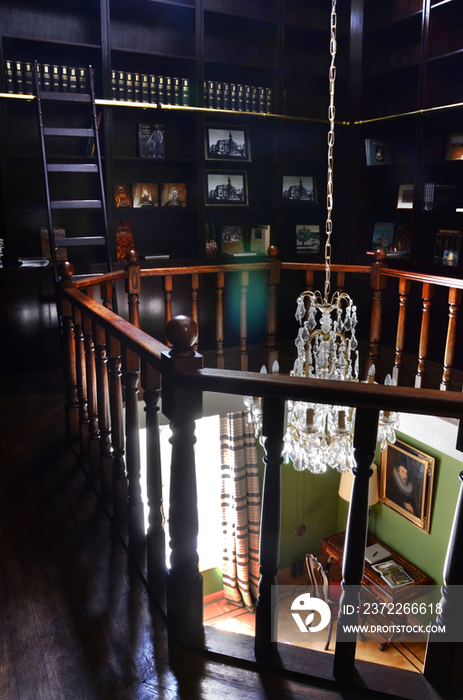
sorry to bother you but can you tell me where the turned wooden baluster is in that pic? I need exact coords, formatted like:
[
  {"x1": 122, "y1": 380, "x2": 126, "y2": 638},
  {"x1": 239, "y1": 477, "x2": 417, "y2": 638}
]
[
  {"x1": 265, "y1": 246, "x2": 281, "y2": 371},
  {"x1": 73, "y1": 305, "x2": 89, "y2": 457},
  {"x1": 125, "y1": 249, "x2": 141, "y2": 329},
  {"x1": 440, "y1": 287, "x2": 462, "y2": 391},
  {"x1": 58, "y1": 261, "x2": 79, "y2": 440},
  {"x1": 107, "y1": 335, "x2": 127, "y2": 518},
  {"x1": 305, "y1": 269, "x2": 314, "y2": 292},
  {"x1": 216, "y1": 271, "x2": 225, "y2": 369},
  {"x1": 255, "y1": 396, "x2": 286, "y2": 656},
  {"x1": 123, "y1": 346, "x2": 144, "y2": 549},
  {"x1": 93, "y1": 320, "x2": 113, "y2": 495},
  {"x1": 164, "y1": 275, "x2": 173, "y2": 345},
  {"x1": 142, "y1": 361, "x2": 166, "y2": 588},
  {"x1": 392, "y1": 277, "x2": 410, "y2": 386},
  {"x1": 161, "y1": 315, "x2": 203, "y2": 636},
  {"x1": 240, "y1": 270, "x2": 249, "y2": 371},
  {"x1": 83, "y1": 303, "x2": 100, "y2": 481},
  {"x1": 100, "y1": 280, "x2": 113, "y2": 310},
  {"x1": 334, "y1": 406, "x2": 379, "y2": 677},
  {"x1": 366, "y1": 249, "x2": 387, "y2": 379},
  {"x1": 415, "y1": 282, "x2": 434, "y2": 388},
  {"x1": 424, "y1": 466, "x2": 463, "y2": 697},
  {"x1": 191, "y1": 273, "x2": 199, "y2": 352},
  {"x1": 336, "y1": 271, "x2": 345, "y2": 294}
]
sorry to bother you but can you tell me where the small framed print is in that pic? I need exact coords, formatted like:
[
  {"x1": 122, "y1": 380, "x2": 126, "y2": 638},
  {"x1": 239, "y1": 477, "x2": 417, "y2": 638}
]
[
  {"x1": 138, "y1": 123, "x2": 165, "y2": 159},
  {"x1": 380, "y1": 439, "x2": 435, "y2": 533},
  {"x1": 445, "y1": 133, "x2": 463, "y2": 161},
  {"x1": 397, "y1": 184, "x2": 414, "y2": 209},
  {"x1": 132, "y1": 182, "x2": 159, "y2": 208},
  {"x1": 221, "y1": 225, "x2": 244, "y2": 254},
  {"x1": 296, "y1": 224, "x2": 320, "y2": 253},
  {"x1": 283, "y1": 176, "x2": 316, "y2": 203},
  {"x1": 206, "y1": 171, "x2": 248, "y2": 206},
  {"x1": 205, "y1": 125, "x2": 251, "y2": 162}
]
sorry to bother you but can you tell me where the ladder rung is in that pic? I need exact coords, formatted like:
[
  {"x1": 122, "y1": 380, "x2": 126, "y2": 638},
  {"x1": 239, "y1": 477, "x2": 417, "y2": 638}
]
[
  {"x1": 55, "y1": 236, "x2": 107, "y2": 247},
  {"x1": 47, "y1": 164, "x2": 98, "y2": 172},
  {"x1": 39, "y1": 92, "x2": 91, "y2": 103},
  {"x1": 51, "y1": 199, "x2": 102, "y2": 209},
  {"x1": 43, "y1": 127, "x2": 95, "y2": 137}
]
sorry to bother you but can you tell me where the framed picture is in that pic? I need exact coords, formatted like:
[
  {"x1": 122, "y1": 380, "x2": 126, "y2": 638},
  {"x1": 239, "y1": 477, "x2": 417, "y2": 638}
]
[
  {"x1": 397, "y1": 184, "x2": 414, "y2": 209},
  {"x1": 296, "y1": 224, "x2": 320, "y2": 253},
  {"x1": 132, "y1": 182, "x2": 159, "y2": 208},
  {"x1": 445, "y1": 133, "x2": 463, "y2": 161},
  {"x1": 282, "y1": 176, "x2": 316, "y2": 202},
  {"x1": 221, "y1": 225, "x2": 244, "y2": 255},
  {"x1": 206, "y1": 171, "x2": 248, "y2": 206},
  {"x1": 138, "y1": 123, "x2": 165, "y2": 159},
  {"x1": 205, "y1": 126, "x2": 251, "y2": 161},
  {"x1": 380, "y1": 439, "x2": 435, "y2": 533},
  {"x1": 365, "y1": 138, "x2": 391, "y2": 165},
  {"x1": 160, "y1": 182, "x2": 187, "y2": 207}
]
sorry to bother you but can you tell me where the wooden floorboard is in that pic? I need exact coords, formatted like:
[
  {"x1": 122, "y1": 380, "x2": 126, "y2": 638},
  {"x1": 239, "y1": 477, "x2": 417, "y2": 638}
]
[{"x1": 0, "y1": 364, "x2": 454, "y2": 700}]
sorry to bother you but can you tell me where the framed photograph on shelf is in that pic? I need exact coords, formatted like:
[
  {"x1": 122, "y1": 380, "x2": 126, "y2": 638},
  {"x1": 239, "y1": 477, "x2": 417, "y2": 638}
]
[
  {"x1": 221, "y1": 225, "x2": 244, "y2": 255},
  {"x1": 160, "y1": 183, "x2": 187, "y2": 207},
  {"x1": 205, "y1": 126, "x2": 251, "y2": 161},
  {"x1": 138, "y1": 123, "x2": 165, "y2": 158},
  {"x1": 206, "y1": 171, "x2": 248, "y2": 206},
  {"x1": 397, "y1": 184, "x2": 414, "y2": 209},
  {"x1": 132, "y1": 183, "x2": 159, "y2": 208},
  {"x1": 282, "y1": 176, "x2": 316, "y2": 202},
  {"x1": 115, "y1": 182, "x2": 133, "y2": 208},
  {"x1": 372, "y1": 222, "x2": 395, "y2": 251},
  {"x1": 296, "y1": 224, "x2": 320, "y2": 253},
  {"x1": 380, "y1": 439, "x2": 435, "y2": 533},
  {"x1": 365, "y1": 138, "x2": 391, "y2": 165},
  {"x1": 445, "y1": 133, "x2": 463, "y2": 161}
]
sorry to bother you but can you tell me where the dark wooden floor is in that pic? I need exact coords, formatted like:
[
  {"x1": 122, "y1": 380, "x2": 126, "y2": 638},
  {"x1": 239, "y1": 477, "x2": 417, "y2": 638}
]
[
  {"x1": 0, "y1": 363, "x2": 452, "y2": 700},
  {"x1": 0, "y1": 368, "x2": 390, "y2": 700}
]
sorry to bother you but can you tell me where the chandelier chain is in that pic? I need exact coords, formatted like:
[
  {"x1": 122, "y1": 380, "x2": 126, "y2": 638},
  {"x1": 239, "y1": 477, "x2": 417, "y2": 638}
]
[{"x1": 325, "y1": 0, "x2": 337, "y2": 303}]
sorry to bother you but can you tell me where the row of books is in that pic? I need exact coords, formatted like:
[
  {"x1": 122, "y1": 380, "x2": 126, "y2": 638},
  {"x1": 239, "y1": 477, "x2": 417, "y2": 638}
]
[
  {"x1": 204, "y1": 81, "x2": 273, "y2": 114},
  {"x1": 112, "y1": 71, "x2": 190, "y2": 106},
  {"x1": 4, "y1": 60, "x2": 92, "y2": 95}
]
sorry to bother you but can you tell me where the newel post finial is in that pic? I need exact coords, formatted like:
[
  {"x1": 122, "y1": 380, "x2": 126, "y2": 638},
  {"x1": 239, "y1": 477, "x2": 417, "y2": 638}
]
[{"x1": 166, "y1": 315, "x2": 198, "y2": 358}]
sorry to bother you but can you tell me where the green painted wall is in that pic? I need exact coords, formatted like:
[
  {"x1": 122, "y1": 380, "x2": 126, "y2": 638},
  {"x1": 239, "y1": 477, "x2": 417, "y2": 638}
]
[
  {"x1": 279, "y1": 460, "x2": 341, "y2": 569},
  {"x1": 337, "y1": 430, "x2": 462, "y2": 585}
]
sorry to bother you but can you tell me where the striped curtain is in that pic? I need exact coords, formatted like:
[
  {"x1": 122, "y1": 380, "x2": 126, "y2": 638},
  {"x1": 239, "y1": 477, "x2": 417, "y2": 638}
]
[{"x1": 220, "y1": 411, "x2": 261, "y2": 612}]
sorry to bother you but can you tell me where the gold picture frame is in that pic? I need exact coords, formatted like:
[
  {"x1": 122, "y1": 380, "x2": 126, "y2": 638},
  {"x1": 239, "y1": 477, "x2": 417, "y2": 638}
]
[{"x1": 380, "y1": 439, "x2": 435, "y2": 533}]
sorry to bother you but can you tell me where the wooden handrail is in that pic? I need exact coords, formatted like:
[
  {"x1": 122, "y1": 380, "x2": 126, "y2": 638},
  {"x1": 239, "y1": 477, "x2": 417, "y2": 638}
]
[
  {"x1": 64, "y1": 286, "x2": 168, "y2": 366},
  {"x1": 381, "y1": 267, "x2": 463, "y2": 290},
  {"x1": 175, "y1": 367, "x2": 463, "y2": 419}
]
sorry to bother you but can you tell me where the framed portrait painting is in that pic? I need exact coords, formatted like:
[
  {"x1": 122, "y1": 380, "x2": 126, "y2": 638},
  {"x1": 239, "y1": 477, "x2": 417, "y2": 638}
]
[{"x1": 380, "y1": 439, "x2": 435, "y2": 533}]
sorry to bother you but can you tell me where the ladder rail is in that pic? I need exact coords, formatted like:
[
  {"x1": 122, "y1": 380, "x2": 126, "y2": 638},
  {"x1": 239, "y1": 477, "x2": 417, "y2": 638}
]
[
  {"x1": 35, "y1": 60, "x2": 59, "y2": 281},
  {"x1": 35, "y1": 61, "x2": 114, "y2": 285},
  {"x1": 89, "y1": 65, "x2": 112, "y2": 273}
]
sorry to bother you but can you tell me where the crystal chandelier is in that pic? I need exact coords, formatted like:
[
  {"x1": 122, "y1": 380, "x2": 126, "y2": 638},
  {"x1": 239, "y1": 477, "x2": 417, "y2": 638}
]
[{"x1": 244, "y1": 0, "x2": 399, "y2": 473}]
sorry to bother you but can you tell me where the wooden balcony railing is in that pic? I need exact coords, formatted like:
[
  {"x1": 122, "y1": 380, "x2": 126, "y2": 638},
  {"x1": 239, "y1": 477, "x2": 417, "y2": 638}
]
[{"x1": 57, "y1": 255, "x2": 463, "y2": 700}]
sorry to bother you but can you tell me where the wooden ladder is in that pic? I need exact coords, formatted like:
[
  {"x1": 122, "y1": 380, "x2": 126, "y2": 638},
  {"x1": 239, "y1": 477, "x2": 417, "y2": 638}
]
[{"x1": 35, "y1": 62, "x2": 112, "y2": 283}]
